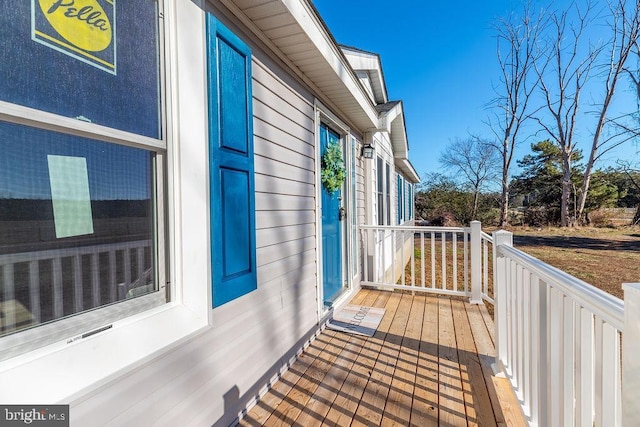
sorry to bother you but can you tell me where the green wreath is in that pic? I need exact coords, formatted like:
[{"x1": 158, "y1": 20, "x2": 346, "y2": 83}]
[{"x1": 321, "y1": 141, "x2": 346, "y2": 194}]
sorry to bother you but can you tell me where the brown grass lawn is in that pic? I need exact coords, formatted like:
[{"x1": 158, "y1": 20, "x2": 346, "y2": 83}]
[
  {"x1": 401, "y1": 225, "x2": 640, "y2": 303},
  {"x1": 507, "y1": 225, "x2": 640, "y2": 300},
  {"x1": 399, "y1": 226, "x2": 640, "y2": 306}
]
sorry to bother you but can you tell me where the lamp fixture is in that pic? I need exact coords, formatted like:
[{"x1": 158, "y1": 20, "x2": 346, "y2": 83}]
[{"x1": 362, "y1": 143, "x2": 375, "y2": 159}]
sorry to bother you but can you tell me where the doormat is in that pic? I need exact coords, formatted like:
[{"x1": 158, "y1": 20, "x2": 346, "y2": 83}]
[{"x1": 326, "y1": 305, "x2": 386, "y2": 337}]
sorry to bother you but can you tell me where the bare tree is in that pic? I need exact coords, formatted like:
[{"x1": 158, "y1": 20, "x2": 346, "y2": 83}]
[
  {"x1": 576, "y1": 0, "x2": 640, "y2": 223},
  {"x1": 439, "y1": 137, "x2": 500, "y2": 220},
  {"x1": 534, "y1": 1, "x2": 602, "y2": 226},
  {"x1": 488, "y1": 1, "x2": 545, "y2": 227}
]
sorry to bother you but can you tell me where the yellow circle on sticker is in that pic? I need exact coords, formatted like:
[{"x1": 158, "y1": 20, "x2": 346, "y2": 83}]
[{"x1": 39, "y1": 0, "x2": 112, "y2": 52}]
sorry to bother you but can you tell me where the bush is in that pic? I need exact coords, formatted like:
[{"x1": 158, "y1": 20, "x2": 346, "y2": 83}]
[
  {"x1": 587, "y1": 209, "x2": 614, "y2": 227},
  {"x1": 428, "y1": 211, "x2": 461, "y2": 227},
  {"x1": 522, "y1": 206, "x2": 560, "y2": 227},
  {"x1": 476, "y1": 207, "x2": 501, "y2": 227}
]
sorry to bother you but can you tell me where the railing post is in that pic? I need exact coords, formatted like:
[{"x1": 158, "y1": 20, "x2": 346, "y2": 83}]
[
  {"x1": 623, "y1": 283, "x2": 640, "y2": 426},
  {"x1": 469, "y1": 220, "x2": 483, "y2": 304},
  {"x1": 492, "y1": 230, "x2": 513, "y2": 375}
]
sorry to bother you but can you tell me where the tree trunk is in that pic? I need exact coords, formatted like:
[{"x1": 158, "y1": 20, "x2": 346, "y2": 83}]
[
  {"x1": 499, "y1": 160, "x2": 510, "y2": 227},
  {"x1": 561, "y1": 153, "x2": 573, "y2": 227},
  {"x1": 634, "y1": 204, "x2": 640, "y2": 225}
]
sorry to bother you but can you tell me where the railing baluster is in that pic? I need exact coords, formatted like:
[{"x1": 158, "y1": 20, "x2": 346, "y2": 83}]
[
  {"x1": 562, "y1": 297, "x2": 575, "y2": 427},
  {"x1": 623, "y1": 283, "x2": 640, "y2": 426},
  {"x1": 529, "y1": 274, "x2": 541, "y2": 424},
  {"x1": 522, "y1": 268, "x2": 531, "y2": 416},
  {"x1": 109, "y1": 250, "x2": 117, "y2": 303},
  {"x1": 121, "y1": 249, "x2": 131, "y2": 299},
  {"x1": 576, "y1": 307, "x2": 594, "y2": 427},
  {"x1": 507, "y1": 259, "x2": 515, "y2": 379},
  {"x1": 29, "y1": 261, "x2": 41, "y2": 323},
  {"x1": 391, "y1": 229, "x2": 396, "y2": 284},
  {"x1": 91, "y1": 253, "x2": 100, "y2": 308},
  {"x1": 410, "y1": 230, "x2": 415, "y2": 288},
  {"x1": 483, "y1": 238, "x2": 489, "y2": 296},
  {"x1": 549, "y1": 287, "x2": 564, "y2": 426},
  {"x1": 137, "y1": 246, "x2": 144, "y2": 283},
  {"x1": 601, "y1": 322, "x2": 621, "y2": 425},
  {"x1": 2, "y1": 264, "x2": 16, "y2": 332},
  {"x1": 514, "y1": 263, "x2": 523, "y2": 397},
  {"x1": 538, "y1": 280, "x2": 549, "y2": 426},
  {"x1": 594, "y1": 318, "x2": 605, "y2": 426},
  {"x1": 73, "y1": 255, "x2": 83, "y2": 312},
  {"x1": 464, "y1": 231, "x2": 468, "y2": 294},
  {"x1": 52, "y1": 257, "x2": 63, "y2": 319},
  {"x1": 430, "y1": 231, "x2": 435, "y2": 289},
  {"x1": 420, "y1": 232, "x2": 425, "y2": 288},
  {"x1": 381, "y1": 230, "x2": 386, "y2": 283},
  {"x1": 441, "y1": 232, "x2": 446, "y2": 291},
  {"x1": 363, "y1": 229, "x2": 369, "y2": 283},
  {"x1": 452, "y1": 232, "x2": 458, "y2": 292}
]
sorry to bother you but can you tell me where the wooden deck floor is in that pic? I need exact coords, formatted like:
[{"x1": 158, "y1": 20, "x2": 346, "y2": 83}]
[{"x1": 238, "y1": 289, "x2": 525, "y2": 427}]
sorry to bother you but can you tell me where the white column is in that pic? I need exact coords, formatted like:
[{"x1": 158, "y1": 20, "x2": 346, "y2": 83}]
[
  {"x1": 492, "y1": 229, "x2": 513, "y2": 374},
  {"x1": 469, "y1": 220, "x2": 483, "y2": 304},
  {"x1": 623, "y1": 283, "x2": 640, "y2": 426}
]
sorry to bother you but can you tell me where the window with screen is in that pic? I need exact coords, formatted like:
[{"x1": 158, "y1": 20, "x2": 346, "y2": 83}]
[{"x1": 0, "y1": 0, "x2": 165, "y2": 357}]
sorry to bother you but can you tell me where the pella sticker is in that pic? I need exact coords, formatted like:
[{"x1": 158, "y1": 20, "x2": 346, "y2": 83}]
[{"x1": 32, "y1": 0, "x2": 117, "y2": 75}]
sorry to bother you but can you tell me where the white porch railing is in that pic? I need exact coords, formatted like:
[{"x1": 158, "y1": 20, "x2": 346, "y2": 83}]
[
  {"x1": 0, "y1": 240, "x2": 152, "y2": 334},
  {"x1": 360, "y1": 222, "x2": 639, "y2": 426},
  {"x1": 492, "y1": 231, "x2": 634, "y2": 427},
  {"x1": 360, "y1": 221, "x2": 492, "y2": 303}
]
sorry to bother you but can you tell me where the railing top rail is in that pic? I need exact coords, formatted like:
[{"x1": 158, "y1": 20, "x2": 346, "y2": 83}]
[
  {"x1": 360, "y1": 225, "x2": 468, "y2": 233},
  {"x1": 497, "y1": 243, "x2": 624, "y2": 330},
  {"x1": 0, "y1": 240, "x2": 152, "y2": 265},
  {"x1": 481, "y1": 232, "x2": 493, "y2": 242}
]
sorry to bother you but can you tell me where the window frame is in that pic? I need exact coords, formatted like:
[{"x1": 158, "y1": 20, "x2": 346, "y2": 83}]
[
  {"x1": 0, "y1": 1, "x2": 168, "y2": 362},
  {"x1": 377, "y1": 156, "x2": 384, "y2": 226},
  {"x1": 0, "y1": 0, "x2": 218, "y2": 405},
  {"x1": 385, "y1": 163, "x2": 391, "y2": 226},
  {"x1": 397, "y1": 173, "x2": 404, "y2": 224}
]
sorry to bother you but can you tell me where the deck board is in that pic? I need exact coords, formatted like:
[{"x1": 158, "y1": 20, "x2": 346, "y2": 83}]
[
  {"x1": 322, "y1": 291, "x2": 390, "y2": 427},
  {"x1": 351, "y1": 291, "x2": 404, "y2": 426},
  {"x1": 411, "y1": 294, "x2": 439, "y2": 426},
  {"x1": 240, "y1": 290, "x2": 525, "y2": 426}
]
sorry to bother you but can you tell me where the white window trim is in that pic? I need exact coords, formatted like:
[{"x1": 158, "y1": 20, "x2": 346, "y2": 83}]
[
  {"x1": 0, "y1": 101, "x2": 165, "y2": 152},
  {"x1": 0, "y1": 0, "x2": 211, "y2": 403}
]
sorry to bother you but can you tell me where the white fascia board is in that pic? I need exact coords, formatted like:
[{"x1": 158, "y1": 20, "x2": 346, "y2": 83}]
[
  {"x1": 378, "y1": 102, "x2": 402, "y2": 133},
  {"x1": 395, "y1": 158, "x2": 421, "y2": 183},
  {"x1": 282, "y1": 0, "x2": 378, "y2": 129},
  {"x1": 390, "y1": 114, "x2": 408, "y2": 157},
  {"x1": 342, "y1": 50, "x2": 380, "y2": 71},
  {"x1": 342, "y1": 49, "x2": 388, "y2": 104},
  {"x1": 379, "y1": 102, "x2": 409, "y2": 160}
]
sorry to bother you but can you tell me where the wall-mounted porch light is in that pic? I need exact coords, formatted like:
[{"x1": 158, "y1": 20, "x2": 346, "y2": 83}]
[{"x1": 362, "y1": 143, "x2": 375, "y2": 159}]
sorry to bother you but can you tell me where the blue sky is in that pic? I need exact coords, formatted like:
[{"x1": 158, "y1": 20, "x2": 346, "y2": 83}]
[{"x1": 314, "y1": 0, "x2": 639, "y2": 180}]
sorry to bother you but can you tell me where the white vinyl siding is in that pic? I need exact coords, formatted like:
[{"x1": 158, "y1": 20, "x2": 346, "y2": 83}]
[{"x1": 68, "y1": 28, "x2": 322, "y2": 426}]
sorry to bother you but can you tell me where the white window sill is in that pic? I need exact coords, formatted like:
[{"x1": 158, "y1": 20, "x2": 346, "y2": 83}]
[{"x1": 0, "y1": 303, "x2": 209, "y2": 403}]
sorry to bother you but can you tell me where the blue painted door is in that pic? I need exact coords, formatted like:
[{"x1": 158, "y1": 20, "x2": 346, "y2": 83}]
[{"x1": 320, "y1": 124, "x2": 343, "y2": 304}]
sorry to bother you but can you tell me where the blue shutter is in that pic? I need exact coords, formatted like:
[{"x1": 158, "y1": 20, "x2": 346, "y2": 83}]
[{"x1": 207, "y1": 16, "x2": 257, "y2": 307}]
